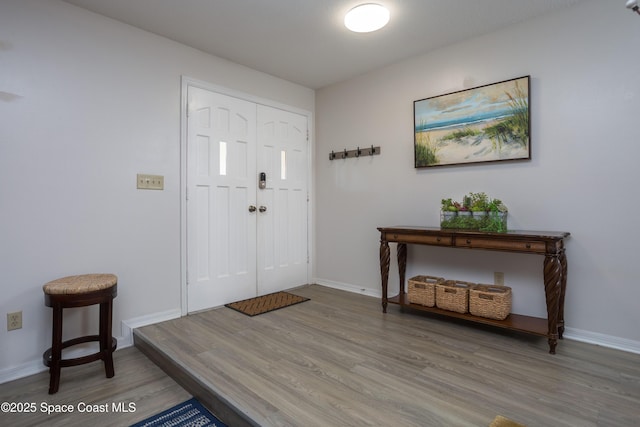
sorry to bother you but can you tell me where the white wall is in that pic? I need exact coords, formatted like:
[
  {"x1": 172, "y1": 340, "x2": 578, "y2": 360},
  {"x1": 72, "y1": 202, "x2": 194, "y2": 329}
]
[
  {"x1": 0, "y1": 0, "x2": 314, "y2": 380},
  {"x1": 315, "y1": 0, "x2": 640, "y2": 352}
]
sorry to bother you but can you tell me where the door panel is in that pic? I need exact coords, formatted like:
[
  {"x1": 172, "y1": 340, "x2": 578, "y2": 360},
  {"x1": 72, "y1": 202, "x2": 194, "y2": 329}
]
[
  {"x1": 187, "y1": 87, "x2": 257, "y2": 312},
  {"x1": 257, "y1": 105, "x2": 309, "y2": 295}
]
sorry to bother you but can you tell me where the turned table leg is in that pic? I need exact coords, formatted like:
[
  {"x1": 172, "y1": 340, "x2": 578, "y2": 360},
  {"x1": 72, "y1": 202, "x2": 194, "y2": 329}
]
[
  {"x1": 380, "y1": 240, "x2": 390, "y2": 313},
  {"x1": 397, "y1": 243, "x2": 407, "y2": 297},
  {"x1": 543, "y1": 254, "x2": 563, "y2": 354},
  {"x1": 557, "y1": 251, "x2": 568, "y2": 339}
]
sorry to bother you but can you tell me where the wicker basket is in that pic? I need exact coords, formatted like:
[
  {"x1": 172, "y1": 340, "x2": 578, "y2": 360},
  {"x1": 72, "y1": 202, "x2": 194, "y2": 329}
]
[
  {"x1": 469, "y1": 284, "x2": 512, "y2": 320},
  {"x1": 407, "y1": 275, "x2": 443, "y2": 307},
  {"x1": 436, "y1": 280, "x2": 475, "y2": 313}
]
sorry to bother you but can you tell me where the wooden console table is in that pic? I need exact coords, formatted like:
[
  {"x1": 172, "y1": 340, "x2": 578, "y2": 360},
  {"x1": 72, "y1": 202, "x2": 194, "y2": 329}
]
[{"x1": 378, "y1": 226, "x2": 569, "y2": 354}]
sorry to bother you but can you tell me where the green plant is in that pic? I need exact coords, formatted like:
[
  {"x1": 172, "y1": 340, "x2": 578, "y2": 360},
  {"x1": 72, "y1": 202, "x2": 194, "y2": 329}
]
[
  {"x1": 441, "y1": 198, "x2": 458, "y2": 212},
  {"x1": 441, "y1": 126, "x2": 481, "y2": 141},
  {"x1": 468, "y1": 192, "x2": 489, "y2": 212},
  {"x1": 415, "y1": 120, "x2": 439, "y2": 166},
  {"x1": 480, "y1": 211, "x2": 508, "y2": 232},
  {"x1": 484, "y1": 81, "x2": 529, "y2": 152},
  {"x1": 487, "y1": 198, "x2": 508, "y2": 213},
  {"x1": 439, "y1": 193, "x2": 508, "y2": 232}
]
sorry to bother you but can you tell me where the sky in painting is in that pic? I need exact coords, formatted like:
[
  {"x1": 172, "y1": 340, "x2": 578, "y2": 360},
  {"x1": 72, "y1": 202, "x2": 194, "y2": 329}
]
[{"x1": 415, "y1": 77, "x2": 528, "y2": 131}]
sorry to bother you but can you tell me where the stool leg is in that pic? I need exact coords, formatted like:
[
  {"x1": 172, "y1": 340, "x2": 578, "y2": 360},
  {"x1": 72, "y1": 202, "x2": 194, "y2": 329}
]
[
  {"x1": 49, "y1": 304, "x2": 63, "y2": 394},
  {"x1": 99, "y1": 301, "x2": 115, "y2": 378}
]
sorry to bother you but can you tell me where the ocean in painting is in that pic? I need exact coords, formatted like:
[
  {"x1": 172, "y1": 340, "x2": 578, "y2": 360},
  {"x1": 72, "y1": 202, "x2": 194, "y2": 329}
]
[{"x1": 415, "y1": 109, "x2": 513, "y2": 133}]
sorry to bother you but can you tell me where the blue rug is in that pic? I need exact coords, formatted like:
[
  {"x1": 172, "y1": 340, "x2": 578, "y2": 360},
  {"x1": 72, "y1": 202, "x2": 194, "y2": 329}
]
[{"x1": 130, "y1": 398, "x2": 227, "y2": 427}]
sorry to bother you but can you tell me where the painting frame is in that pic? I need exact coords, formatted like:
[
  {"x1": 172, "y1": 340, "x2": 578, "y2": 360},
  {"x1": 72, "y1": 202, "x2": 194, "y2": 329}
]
[{"x1": 414, "y1": 76, "x2": 531, "y2": 168}]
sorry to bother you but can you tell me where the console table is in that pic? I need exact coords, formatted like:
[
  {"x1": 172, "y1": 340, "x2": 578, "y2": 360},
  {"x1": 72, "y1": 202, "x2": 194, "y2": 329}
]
[{"x1": 378, "y1": 226, "x2": 569, "y2": 354}]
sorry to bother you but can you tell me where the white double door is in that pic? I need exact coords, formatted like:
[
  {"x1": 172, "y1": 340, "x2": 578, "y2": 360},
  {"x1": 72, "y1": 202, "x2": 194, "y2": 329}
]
[{"x1": 186, "y1": 87, "x2": 309, "y2": 313}]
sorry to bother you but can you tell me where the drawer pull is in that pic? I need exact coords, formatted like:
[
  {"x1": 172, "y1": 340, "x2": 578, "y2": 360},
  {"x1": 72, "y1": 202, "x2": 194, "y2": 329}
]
[
  {"x1": 436, "y1": 237, "x2": 441, "y2": 242},
  {"x1": 466, "y1": 239, "x2": 472, "y2": 244},
  {"x1": 526, "y1": 243, "x2": 531, "y2": 249}
]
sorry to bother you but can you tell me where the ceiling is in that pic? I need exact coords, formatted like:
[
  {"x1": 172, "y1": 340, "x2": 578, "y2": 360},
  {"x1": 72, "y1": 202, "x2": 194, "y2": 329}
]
[{"x1": 62, "y1": 0, "x2": 586, "y2": 89}]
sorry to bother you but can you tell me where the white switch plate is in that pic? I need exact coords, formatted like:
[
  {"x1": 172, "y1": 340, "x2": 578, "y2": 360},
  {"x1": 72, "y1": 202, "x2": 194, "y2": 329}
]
[
  {"x1": 494, "y1": 272, "x2": 505, "y2": 285},
  {"x1": 137, "y1": 174, "x2": 164, "y2": 190}
]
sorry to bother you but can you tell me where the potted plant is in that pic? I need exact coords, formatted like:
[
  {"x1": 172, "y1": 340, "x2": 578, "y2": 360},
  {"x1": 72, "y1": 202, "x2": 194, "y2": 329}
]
[
  {"x1": 469, "y1": 192, "x2": 489, "y2": 218},
  {"x1": 483, "y1": 198, "x2": 508, "y2": 232},
  {"x1": 441, "y1": 198, "x2": 458, "y2": 220},
  {"x1": 458, "y1": 195, "x2": 471, "y2": 217},
  {"x1": 487, "y1": 198, "x2": 508, "y2": 217}
]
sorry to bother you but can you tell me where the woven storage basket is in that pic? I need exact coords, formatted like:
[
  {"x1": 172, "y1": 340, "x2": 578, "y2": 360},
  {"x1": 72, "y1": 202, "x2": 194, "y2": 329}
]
[
  {"x1": 435, "y1": 280, "x2": 475, "y2": 313},
  {"x1": 407, "y1": 275, "x2": 443, "y2": 307},
  {"x1": 469, "y1": 284, "x2": 512, "y2": 320}
]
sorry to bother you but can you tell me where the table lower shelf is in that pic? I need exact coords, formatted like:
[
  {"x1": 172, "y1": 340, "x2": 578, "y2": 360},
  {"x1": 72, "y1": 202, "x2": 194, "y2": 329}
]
[{"x1": 388, "y1": 294, "x2": 548, "y2": 337}]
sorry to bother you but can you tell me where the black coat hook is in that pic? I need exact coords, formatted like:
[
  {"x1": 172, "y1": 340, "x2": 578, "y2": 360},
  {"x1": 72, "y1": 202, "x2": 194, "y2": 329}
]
[{"x1": 329, "y1": 145, "x2": 379, "y2": 160}]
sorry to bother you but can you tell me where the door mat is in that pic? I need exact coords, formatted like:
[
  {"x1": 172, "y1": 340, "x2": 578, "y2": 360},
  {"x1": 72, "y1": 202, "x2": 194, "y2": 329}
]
[
  {"x1": 225, "y1": 291, "x2": 309, "y2": 316},
  {"x1": 489, "y1": 415, "x2": 527, "y2": 427},
  {"x1": 130, "y1": 397, "x2": 227, "y2": 427}
]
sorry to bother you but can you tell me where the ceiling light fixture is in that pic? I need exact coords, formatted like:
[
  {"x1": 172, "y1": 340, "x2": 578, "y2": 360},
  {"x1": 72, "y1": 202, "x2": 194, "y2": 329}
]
[
  {"x1": 344, "y1": 3, "x2": 390, "y2": 33},
  {"x1": 627, "y1": 0, "x2": 640, "y2": 15}
]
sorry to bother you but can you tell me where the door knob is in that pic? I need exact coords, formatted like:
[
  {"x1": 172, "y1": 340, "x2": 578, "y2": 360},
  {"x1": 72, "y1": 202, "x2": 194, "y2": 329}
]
[
  {"x1": 259, "y1": 206, "x2": 267, "y2": 213},
  {"x1": 248, "y1": 205, "x2": 257, "y2": 213}
]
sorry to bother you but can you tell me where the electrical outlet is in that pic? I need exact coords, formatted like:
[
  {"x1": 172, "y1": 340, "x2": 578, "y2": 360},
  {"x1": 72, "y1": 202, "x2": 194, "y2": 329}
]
[
  {"x1": 494, "y1": 272, "x2": 505, "y2": 286},
  {"x1": 137, "y1": 174, "x2": 164, "y2": 190},
  {"x1": 7, "y1": 311, "x2": 22, "y2": 331}
]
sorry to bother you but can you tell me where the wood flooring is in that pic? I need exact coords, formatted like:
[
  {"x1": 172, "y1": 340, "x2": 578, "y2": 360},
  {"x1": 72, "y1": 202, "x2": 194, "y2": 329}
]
[
  {"x1": 133, "y1": 285, "x2": 640, "y2": 427},
  {"x1": 2, "y1": 285, "x2": 638, "y2": 426},
  {"x1": 0, "y1": 346, "x2": 191, "y2": 427}
]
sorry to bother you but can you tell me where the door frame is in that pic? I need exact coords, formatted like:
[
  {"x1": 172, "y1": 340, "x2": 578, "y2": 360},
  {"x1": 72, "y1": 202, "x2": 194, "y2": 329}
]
[{"x1": 180, "y1": 76, "x2": 314, "y2": 316}]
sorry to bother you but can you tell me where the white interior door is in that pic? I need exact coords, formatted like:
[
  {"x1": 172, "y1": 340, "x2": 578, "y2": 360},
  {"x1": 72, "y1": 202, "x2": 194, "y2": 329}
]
[
  {"x1": 256, "y1": 105, "x2": 309, "y2": 295},
  {"x1": 187, "y1": 87, "x2": 257, "y2": 312}
]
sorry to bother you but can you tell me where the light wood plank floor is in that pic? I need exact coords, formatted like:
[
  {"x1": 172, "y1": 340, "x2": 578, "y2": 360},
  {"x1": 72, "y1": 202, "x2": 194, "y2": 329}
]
[
  {"x1": 134, "y1": 285, "x2": 640, "y2": 427},
  {"x1": 0, "y1": 347, "x2": 191, "y2": 427}
]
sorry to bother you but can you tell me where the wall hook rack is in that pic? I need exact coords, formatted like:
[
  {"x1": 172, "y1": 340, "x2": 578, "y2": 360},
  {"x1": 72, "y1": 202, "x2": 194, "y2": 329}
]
[{"x1": 329, "y1": 145, "x2": 380, "y2": 160}]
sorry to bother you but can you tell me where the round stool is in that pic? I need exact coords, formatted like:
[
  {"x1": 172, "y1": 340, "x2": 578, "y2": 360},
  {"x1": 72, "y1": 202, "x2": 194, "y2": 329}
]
[{"x1": 42, "y1": 274, "x2": 118, "y2": 394}]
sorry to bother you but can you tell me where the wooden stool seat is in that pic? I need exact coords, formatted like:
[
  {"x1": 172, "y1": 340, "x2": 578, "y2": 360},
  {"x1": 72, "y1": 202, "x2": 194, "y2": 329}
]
[{"x1": 43, "y1": 274, "x2": 118, "y2": 394}]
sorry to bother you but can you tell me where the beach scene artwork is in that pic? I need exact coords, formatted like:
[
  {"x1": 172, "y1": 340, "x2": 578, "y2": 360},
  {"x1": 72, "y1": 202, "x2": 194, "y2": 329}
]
[{"x1": 414, "y1": 76, "x2": 530, "y2": 167}]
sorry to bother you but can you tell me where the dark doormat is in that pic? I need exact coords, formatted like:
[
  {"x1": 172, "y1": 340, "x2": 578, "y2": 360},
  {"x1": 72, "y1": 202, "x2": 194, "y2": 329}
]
[
  {"x1": 225, "y1": 291, "x2": 309, "y2": 316},
  {"x1": 129, "y1": 397, "x2": 227, "y2": 426}
]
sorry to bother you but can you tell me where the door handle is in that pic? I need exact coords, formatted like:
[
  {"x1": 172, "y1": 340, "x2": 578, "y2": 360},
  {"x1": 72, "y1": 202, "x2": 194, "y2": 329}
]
[
  {"x1": 248, "y1": 205, "x2": 257, "y2": 213},
  {"x1": 259, "y1": 206, "x2": 267, "y2": 213}
]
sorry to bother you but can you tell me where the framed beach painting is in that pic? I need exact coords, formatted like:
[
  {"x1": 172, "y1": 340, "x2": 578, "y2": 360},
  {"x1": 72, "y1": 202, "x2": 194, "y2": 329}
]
[{"x1": 414, "y1": 76, "x2": 530, "y2": 168}]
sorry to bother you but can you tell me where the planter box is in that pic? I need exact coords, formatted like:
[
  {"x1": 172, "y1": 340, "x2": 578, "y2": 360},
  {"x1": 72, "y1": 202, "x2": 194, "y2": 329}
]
[{"x1": 440, "y1": 211, "x2": 507, "y2": 232}]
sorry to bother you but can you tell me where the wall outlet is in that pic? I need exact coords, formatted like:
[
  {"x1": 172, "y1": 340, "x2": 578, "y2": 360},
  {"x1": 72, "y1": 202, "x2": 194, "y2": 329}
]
[
  {"x1": 7, "y1": 311, "x2": 22, "y2": 331},
  {"x1": 137, "y1": 174, "x2": 164, "y2": 190},
  {"x1": 494, "y1": 272, "x2": 505, "y2": 286}
]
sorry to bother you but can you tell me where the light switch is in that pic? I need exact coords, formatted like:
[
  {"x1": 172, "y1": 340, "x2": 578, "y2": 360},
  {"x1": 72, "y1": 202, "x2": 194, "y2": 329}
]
[{"x1": 137, "y1": 174, "x2": 164, "y2": 190}]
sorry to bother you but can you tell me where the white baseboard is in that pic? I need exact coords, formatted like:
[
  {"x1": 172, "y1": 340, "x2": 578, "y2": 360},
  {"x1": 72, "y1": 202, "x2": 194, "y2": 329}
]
[
  {"x1": 313, "y1": 279, "x2": 640, "y2": 355},
  {"x1": 313, "y1": 278, "x2": 381, "y2": 299},
  {"x1": 0, "y1": 308, "x2": 182, "y2": 385},
  {"x1": 119, "y1": 308, "x2": 182, "y2": 348},
  {"x1": 563, "y1": 327, "x2": 640, "y2": 355},
  {"x1": 0, "y1": 360, "x2": 49, "y2": 385}
]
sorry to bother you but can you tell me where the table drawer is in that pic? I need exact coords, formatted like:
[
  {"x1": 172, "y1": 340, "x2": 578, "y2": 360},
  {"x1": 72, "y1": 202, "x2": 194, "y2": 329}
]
[
  {"x1": 388, "y1": 233, "x2": 452, "y2": 246},
  {"x1": 455, "y1": 238, "x2": 546, "y2": 253}
]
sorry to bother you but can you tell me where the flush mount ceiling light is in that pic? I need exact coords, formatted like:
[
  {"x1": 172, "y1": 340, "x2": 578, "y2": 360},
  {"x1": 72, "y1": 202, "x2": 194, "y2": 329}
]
[{"x1": 344, "y1": 3, "x2": 390, "y2": 33}]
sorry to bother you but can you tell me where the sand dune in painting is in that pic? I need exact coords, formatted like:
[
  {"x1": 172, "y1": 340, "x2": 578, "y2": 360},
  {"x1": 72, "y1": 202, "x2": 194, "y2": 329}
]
[{"x1": 419, "y1": 118, "x2": 528, "y2": 165}]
